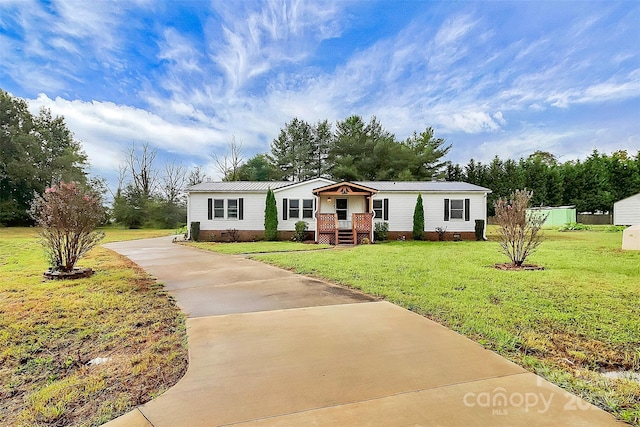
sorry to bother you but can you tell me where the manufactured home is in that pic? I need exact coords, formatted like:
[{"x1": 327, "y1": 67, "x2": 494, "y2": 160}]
[{"x1": 186, "y1": 178, "x2": 492, "y2": 244}]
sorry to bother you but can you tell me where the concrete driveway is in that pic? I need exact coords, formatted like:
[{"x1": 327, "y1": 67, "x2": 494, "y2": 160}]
[{"x1": 103, "y1": 237, "x2": 620, "y2": 427}]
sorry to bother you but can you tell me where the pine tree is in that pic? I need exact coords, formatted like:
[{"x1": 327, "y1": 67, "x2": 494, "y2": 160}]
[
  {"x1": 413, "y1": 193, "x2": 424, "y2": 240},
  {"x1": 264, "y1": 188, "x2": 278, "y2": 241}
]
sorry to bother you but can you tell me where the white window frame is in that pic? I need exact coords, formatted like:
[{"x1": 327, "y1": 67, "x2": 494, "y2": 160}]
[
  {"x1": 373, "y1": 199, "x2": 383, "y2": 219},
  {"x1": 302, "y1": 199, "x2": 313, "y2": 219},
  {"x1": 213, "y1": 199, "x2": 225, "y2": 218},
  {"x1": 289, "y1": 199, "x2": 300, "y2": 219},
  {"x1": 227, "y1": 199, "x2": 238, "y2": 219},
  {"x1": 450, "y1": 199, "x2": 464, "y2": 220}
]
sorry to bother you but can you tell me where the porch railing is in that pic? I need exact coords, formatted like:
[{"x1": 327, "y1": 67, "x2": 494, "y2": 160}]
[
  {"x1": 317, "y1": 213, "x2": 338, "y2": 245},
  {"x1": 352, "y1": 213, "x2": 373, "y2": 244}
]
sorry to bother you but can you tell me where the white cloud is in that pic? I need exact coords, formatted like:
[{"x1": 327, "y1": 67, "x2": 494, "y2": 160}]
[{"x1": 28, "y1": 94, "x2": 230, "y2": 173}]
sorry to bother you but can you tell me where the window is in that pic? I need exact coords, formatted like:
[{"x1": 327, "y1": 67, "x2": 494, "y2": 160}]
[
  {"x1": 302, "y1": 199, "x2": 313, "y2": 218},
  {"x1": 450, "y1": 199, "x2": 464, "y2": 219},
  {"x1": 444, "y1": 198, "x2": 470, "y2": 221},
  {"x1": 372, "y1": 199, "x2": 388, "y2": 220},
  {"x1": 227, "y1": 199, "x2": 238, "y2": 219},
  {"x1": 214, "y1": 199, "x2": 225, "y2": 218},
  {"x1": 289, "y1": 199, "x2": 299, "y2": 219},
  {"x1": 373, "y1": 200, "x2": 383, "y2": 219}
]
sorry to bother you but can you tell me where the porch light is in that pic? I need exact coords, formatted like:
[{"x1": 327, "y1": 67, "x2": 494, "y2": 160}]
[{"x1": 327, "y1": 197, "x2": 332, "y2": 202}]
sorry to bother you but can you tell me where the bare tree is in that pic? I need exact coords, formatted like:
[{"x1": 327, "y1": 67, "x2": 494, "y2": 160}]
[
  {"x1": 213, "y1": 136, "x2": 244, "y2": 181},
  {"x1": 126, "y1": 142, "x2": 158, "y2": 196},
  {"x1": 161, "y1": 160, "x2": 187, "y2": 205},
  {"x1": 187, "y1": 166, "x2": 207, "y2": 186},
  {"x1": 494, "y1": 189, "x2": 548, "y2": 267}
]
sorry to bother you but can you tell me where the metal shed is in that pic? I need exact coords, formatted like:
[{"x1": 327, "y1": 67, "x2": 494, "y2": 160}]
[
  {"x1": 526, "y1": 206, "x2": 577, "y2": 226},
  {"x1": 614, "y1": 193, "x2": 640, "y2": 226}
]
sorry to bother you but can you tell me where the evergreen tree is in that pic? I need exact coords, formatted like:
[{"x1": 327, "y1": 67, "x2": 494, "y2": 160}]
[
  {"x1": 264, "y1": 188, "x2": 278, "y2": 241},
  {"x1": 413, "y1": 194, "x2": 425, "y2": 240}
]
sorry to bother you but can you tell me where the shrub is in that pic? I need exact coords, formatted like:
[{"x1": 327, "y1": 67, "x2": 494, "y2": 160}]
[
  {"x1": 604, "y1": 225, "x2": 627, "y2": 232},
  {"x1": 226, "y1": 228, "x2": 239, "y2": 242},
  {"x1": 190, "y1": 221, "x2": 200, "y2": 241},
  {"x1": 293, "y1": 221, "x2": 308, "y2": 242},
  {"x1": 493, "y1": 189, "x2": 547, "y2": 267},
  {"x1": 374, "y1": 222, "x2": 389, "y2": 241},
  {"x1": 264, "y1": 188, "x2": 278, "y2": 241},
  {"x1": 558, "y1": 222, "x2": 592, "y2": 231},
  {"x1": 29, "y1": 181, "x2": 105, "y2": 272},
  {"x1": 413, "y1": 193, "x2": 424, "y2": 240}
]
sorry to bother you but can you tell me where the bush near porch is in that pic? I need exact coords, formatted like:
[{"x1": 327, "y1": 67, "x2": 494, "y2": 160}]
[{"x1": 252, "y1": 226, "x2": 640, "y2": 425}]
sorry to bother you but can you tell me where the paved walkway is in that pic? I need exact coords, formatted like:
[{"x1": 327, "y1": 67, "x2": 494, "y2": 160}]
[{"x1": 103, "y1": 237, "x2": 620, "y2": 427}]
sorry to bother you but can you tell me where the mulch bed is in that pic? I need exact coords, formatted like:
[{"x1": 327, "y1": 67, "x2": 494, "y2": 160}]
[
  {"x1": 43, "y1": 268, "x2": 94, "y2": 280},
  {"x1": 494, "y1": 263, "x2": 544, "y2": 271}
]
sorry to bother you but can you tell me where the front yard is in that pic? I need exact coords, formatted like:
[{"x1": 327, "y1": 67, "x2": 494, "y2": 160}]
[
  {"x1": 0, "y1": 228, "x2": 187, "y2": 427},
  {"x1": 247, "y1": 227, "x2": 639, "y2": 424}
]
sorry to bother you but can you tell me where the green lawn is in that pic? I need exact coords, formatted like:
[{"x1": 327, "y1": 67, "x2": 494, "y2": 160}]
[
  {"x1": 0, "y1": 228, "x2": 187, "y2": 427},
  {"x1": 185, "y1": 240, "x2": 331, "y2": 254},
  {"x1": 252, "y1": 227, "x2": 640, "y2": 425}
]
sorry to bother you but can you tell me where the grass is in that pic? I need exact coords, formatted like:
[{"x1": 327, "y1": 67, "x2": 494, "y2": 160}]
[
  {"x1": 0, "y1": 227, "x2": 187, "y2": 427},
  {"x1": 252, "y1": 226, "x2": 640, "y2": 425},
  {"x1": 184, "y1": 240, "x2": 331, "y2": 254}
]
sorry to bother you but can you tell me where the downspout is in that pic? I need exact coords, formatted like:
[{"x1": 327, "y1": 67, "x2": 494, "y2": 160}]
[
  {"x1": 370, "y1": 193, "x2": 377, "y2": 243},
  {"x1": 313, "y1": 193, "x2": 319, "y2": 243},
  {"x1": 484, "y1": 192, "x2": 488, "y2": 240},
  {"x1": 186, "y1": 192, "x2": 191, "y2": 240}
]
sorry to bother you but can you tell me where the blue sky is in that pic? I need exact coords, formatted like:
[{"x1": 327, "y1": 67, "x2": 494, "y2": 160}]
[{"x1": 1, "y1": 0, "x2": 639, "y2": 189}]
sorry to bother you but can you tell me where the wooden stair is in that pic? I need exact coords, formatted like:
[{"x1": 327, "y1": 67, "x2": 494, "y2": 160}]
[{"x1": 337, "y1": 229, "x2": 354, "y2": 245}]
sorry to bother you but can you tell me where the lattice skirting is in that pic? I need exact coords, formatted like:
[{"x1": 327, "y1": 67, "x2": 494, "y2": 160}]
[
  {"x1": 357, "y1": 232, "x2": 370, "y2": 244},
  {"x1": 318, "y1": 233, "x2": 336, "y2": 245}
]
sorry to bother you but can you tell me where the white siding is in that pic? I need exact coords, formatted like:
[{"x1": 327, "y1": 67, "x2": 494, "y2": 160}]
[
  {"x1": 189, "y1": 192, "x2": 266, "y2": 231},
  {"x1": 374, "y1": 192, "x2": 487, "y2": 233},
  {"x1": 275, "y1": 178, "x2": 334, "y2": 231},
  {"x1": 614, "y1": 194, "x2": 640, "y2": 226}
]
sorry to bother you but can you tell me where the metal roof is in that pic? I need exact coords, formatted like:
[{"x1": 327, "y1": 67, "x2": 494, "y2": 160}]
[
  {"x1": 187, "y1": 181, "x2": 293, "y2": 192},
  {"x1": 355, "y1": 181, "x2": 492, "y2": 193},
  {"x1": 187, "y1": 180, "x2": 491, "y2": 193}
]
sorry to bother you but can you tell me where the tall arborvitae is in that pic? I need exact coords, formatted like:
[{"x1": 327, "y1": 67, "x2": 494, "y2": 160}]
[
  {"x1": 264, "y1": 188, "x2": 278, "y2": 241},
  {"x1": 413, "y1": 193, "x2": 424, "y2": 240}
]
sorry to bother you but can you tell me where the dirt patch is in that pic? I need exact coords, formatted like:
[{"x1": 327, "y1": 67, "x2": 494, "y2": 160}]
[{"x1": 494, "y1": 263, "x2": 544, "y2": 271}]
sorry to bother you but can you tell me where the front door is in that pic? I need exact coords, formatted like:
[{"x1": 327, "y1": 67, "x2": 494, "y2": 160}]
[{"x1": 336, "y1": 199, "x2": 348, "y2": 220}]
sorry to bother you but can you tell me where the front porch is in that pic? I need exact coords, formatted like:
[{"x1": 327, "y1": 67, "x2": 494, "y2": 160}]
[{"x1": 313, "y1": 182, "x2": 377, "y2": 245}]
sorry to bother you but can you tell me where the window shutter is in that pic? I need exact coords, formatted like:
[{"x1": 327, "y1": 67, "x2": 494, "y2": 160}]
[
  {"x1": 383, "y1": 198, "x2": 389, "y2": 221},
  {"x1": 365, "y1": 197, "x2": 370, "y2": 213},
  {"x1": 208, "y1": 198, "x2": 212, "y2": 220},
  {"x1": 444, "y1": 198, "x2": 450, "y2": 221},
  {"x1": 239, "y1": 198, "x2": 244, "y2": 220},
  {"x1": 283, "y1": 199, "x2": 288, "y2": 220},
  {"x1": 464, "y1": 198, "x2": 470, "y2": 221}
]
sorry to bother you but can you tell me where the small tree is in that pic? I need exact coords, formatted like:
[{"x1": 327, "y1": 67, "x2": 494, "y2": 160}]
[
  {"x1": 413, "y1": 193, "x2": 424, "y2": 240},
  {"x1": 494, "y1": 189, "x2": 548, "y2": 267},
  {"x1": 30, "y1": 181, "x2": 105, "y2": 272},
  {"x1": 264, "y1": 188, "x2": 278, "y2": 241}
]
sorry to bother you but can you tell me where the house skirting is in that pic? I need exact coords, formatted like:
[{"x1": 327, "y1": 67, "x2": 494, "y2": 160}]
[
  {"x1": 197, "y1": 229, "x2": 477, "y2": 242},
  {"x1": 197, "y1": 230, "x2": 310, "y2": 242},
  {"x1": 387, "y1": 231, "x2": 477, "y2": 241}
]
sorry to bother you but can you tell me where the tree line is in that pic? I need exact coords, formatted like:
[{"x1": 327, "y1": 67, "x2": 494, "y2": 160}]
[
  {"x1": 3, "y1": 88, "x2": 637, "y2": 227},
  {"x1": 445, "y1": 150, "x2": 640, "y2": 215}
]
